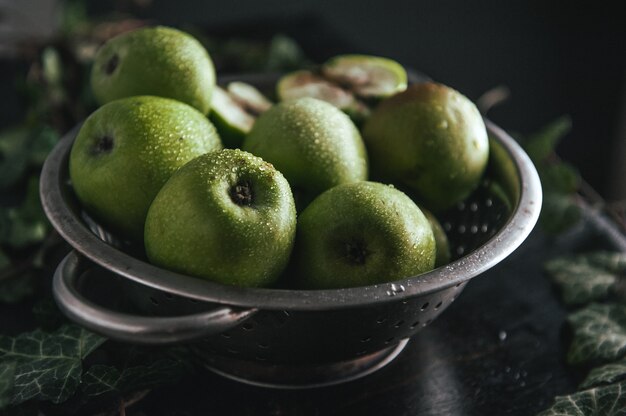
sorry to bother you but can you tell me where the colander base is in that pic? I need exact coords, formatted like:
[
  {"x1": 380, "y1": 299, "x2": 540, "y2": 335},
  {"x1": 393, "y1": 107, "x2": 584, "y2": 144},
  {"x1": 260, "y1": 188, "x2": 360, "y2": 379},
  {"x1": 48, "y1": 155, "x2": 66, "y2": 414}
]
[{"x1": 202, "y1": 338, "x2": 409, "y2": 389}]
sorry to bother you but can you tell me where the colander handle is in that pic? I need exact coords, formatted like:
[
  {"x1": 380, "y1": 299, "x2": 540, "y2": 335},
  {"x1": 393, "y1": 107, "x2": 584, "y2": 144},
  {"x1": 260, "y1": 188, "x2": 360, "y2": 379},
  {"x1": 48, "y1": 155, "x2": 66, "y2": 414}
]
[{"x1": 53, "y1": 250, "x2": 257, "y2": 344}]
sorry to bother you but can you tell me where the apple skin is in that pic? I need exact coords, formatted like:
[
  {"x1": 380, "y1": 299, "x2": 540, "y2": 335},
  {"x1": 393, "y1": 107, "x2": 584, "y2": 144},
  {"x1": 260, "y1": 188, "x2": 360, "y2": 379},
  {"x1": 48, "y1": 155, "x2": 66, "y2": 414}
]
[
  {"x1": 363, "y1": 82, "x2": 489, "y2": 211},
  {"x1": 293, "y1": 181, "x2": 435, "y2": 289},
  {"x1": 91, "y1": 26, "x2": 215, "y2": 114},
  {"x1": 69, "y1": 96, "x2": 222, "y2": 241},
  {"x1": 242, "y1": 97, "x2": 368, "y2": 204},
  {"x1": 144, "y1": 149, "x2": 297, "y2": 287}
]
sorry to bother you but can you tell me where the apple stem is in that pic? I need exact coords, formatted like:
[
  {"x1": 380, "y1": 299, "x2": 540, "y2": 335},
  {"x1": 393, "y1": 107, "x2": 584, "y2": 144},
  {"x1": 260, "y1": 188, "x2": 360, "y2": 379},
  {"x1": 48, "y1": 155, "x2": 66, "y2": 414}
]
[
  {"x1": 229, "y1": 181, "x2": 254, "y2": 206},
  {"x1": 105, "y1": 54, "x2": 119, "y2": 75},
  {"x1": 345, "y1": 240, "x2": 369, "y2": 265},
  {"x1": 91, "y1": 136, "x2": 114, "y2": 155}
]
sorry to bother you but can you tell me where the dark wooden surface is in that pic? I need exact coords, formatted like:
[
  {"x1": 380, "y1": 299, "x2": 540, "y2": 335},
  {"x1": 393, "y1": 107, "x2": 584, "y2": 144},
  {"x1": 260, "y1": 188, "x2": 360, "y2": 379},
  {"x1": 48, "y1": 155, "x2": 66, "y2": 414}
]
[{"x1": 123, "y1": 209, "x2": 623, "y2": 416}]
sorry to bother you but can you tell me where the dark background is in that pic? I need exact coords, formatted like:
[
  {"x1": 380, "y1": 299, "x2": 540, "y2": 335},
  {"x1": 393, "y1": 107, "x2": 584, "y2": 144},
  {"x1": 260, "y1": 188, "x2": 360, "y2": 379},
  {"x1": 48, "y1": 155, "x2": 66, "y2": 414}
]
[{"x1": 2, "y1": 0, "x2": 625, "y2": 198}]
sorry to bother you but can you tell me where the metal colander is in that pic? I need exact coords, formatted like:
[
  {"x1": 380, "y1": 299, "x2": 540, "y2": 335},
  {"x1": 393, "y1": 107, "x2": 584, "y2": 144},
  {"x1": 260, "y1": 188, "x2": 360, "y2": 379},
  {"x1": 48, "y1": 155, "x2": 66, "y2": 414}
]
[{"x1": 40, "y1": 73, "x2": 542, "y2": 388}]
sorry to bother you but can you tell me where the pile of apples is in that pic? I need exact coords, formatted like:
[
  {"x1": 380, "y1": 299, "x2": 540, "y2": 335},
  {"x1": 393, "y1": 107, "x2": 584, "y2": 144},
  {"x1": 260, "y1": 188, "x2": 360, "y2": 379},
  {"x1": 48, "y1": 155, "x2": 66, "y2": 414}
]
[{"x1": 70, "y1": 26, "x2": 489, "y2": 290}]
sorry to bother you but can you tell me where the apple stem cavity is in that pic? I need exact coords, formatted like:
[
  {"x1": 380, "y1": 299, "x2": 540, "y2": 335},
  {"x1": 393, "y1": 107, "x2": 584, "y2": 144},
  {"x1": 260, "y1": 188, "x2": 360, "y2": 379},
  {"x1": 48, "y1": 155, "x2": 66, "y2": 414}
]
[
  {"x1": 229, "y1": 181, "x2": 254, "y2": 206},
  {"x1": 104, "y1": 54, "x2": 119, "y2": 75},
  {"x1": 91, "y1": 136, "x2": 114, "y2": 155},
  {"x1": 345, "y1": 239, "x2": 369, "y2": 265}
]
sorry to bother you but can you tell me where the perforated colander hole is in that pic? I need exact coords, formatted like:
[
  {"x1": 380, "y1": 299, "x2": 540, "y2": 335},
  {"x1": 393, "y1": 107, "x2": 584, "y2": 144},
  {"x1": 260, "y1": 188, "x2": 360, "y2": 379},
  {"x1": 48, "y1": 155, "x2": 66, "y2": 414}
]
[
  {"x1": 190, "y1": 299, "x2": 199, "y2": 304},
  {"x1": 485, "y1": 198, "x2": 493, "y2": 207},
  {"x1": 434, "y1": 301, "x2": 443, "y2": 310},
  {"x1": 221, "y1": 332, "x2": 231, "y2": 339},
  {"x1": 360, "y1": 336, "x2": 372, "y2": 343},
  {"x1": 458, "y1": 225, "x2": 466, "y2": 234},
  {"x1": 226, "y1": 348, "x2": 239, "y2": 355},
  {"x1": 149, "y1": 296, "x2": 159, "y2": 306},
  {"x1": 481, "y1": 224, "x2": 489, "y2": 233},
  {"x1": 356, "y1": 350, "x2": 367, "y2": 356},
  {"x1": 255, "y1": 355, "x2": 268, "y2": 361},
  {"x1": 242, "y1": 323, "x2": 255, "y2": 331},
  {"x1": 469, "y1": 202, "x2": 478, "y2": 212},
  {"x1": 257, "y1": 342, "x2": 269, "y2": 349},
  {"x1": 410, "y1": 320, "x2": 420, "y2": 329},
  {"x1": 443, "y1": 222, "x2": 452, "y2": 232},
  {"x1": 421, "y1": 302, "x2": 429, "y2": 311},
  {"x1": 470, "y1": 225, "x2": 478, "y2": 234},
  {"x1": 423, "y1": 319, "x2": 433, "y2": 327},
  {"x1": 456, "y1": 246, "x2": 465, "y2": 256},
  {"x1": 455, "y1": 282, "x2": 463, "y2": 288},
  {"x1": 164, "y1": 293, "x2": 173, "y2": 300},
  {"x1": 394, "y1": 320, "x2": 405, "y2": 328},
  {"x1": 384, "y1": 337, "x2": 395, "y2": 344},
  {"x1": 376, "y1": 317, "x2": 387, "y2": 324}
]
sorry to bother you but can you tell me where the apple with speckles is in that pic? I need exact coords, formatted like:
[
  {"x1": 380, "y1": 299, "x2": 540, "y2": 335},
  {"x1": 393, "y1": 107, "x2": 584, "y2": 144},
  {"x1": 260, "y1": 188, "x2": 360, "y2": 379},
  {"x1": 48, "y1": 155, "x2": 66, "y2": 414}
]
[{"x1": 69, "y1": 96, "x2": 222, "y2": 240}]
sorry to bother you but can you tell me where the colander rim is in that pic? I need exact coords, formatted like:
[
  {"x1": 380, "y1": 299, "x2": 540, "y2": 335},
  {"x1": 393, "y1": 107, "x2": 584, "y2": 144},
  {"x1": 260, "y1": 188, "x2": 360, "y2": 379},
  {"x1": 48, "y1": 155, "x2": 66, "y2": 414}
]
[{"x1": 40, "y1": 74, "x2": 542, "y2": 312}]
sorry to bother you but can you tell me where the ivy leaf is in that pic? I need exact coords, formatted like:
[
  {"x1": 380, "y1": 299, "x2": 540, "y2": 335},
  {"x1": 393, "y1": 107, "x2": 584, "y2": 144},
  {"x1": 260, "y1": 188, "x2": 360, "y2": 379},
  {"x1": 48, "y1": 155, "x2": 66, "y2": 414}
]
[
  {"x1": 0, "y1": 361, "x2": 16, "y2": 408},
  {"x1": 0, "y1": 325, "x2": 106, "y2": 405},
  {"x1": 525, "y1": 116, "x2": 572, "y2": 163},
  {"x1": 82, "y1": 358, "x2": 187, "y2": 397},
  {"x1": 537, "y1": 381, "x2": 626, "y2": 416},
  {"x1": 0, "y1": 127, "x2": 32, "y2": 190},
  {"x1": 580, "y1": 358, "x2": 626, "y2": 390},
  {"x1": 544, "y1": 252, "x2": 625, "y2": 306},
  {"x1": 567, "y1": 303, "x2": 626, "y2": 365}
]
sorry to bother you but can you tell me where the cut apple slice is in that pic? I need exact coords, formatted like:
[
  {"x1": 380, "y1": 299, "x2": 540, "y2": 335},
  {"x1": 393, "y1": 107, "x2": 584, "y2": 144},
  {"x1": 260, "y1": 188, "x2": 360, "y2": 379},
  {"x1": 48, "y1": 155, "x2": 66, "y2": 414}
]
[
  {"x1": 276, "y1": 70, "x2": 356, "y2": 109},
  {"x1": 322, "y1": 54, "x2": 408, "y2": 99},
  {"x1": 210, "y1": 83, "x2": 272, "y2": 148}
]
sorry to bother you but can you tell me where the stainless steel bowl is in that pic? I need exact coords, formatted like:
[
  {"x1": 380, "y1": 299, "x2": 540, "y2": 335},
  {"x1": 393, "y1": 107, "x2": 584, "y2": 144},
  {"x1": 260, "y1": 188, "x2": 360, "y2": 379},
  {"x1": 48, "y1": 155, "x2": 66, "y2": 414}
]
[{"x1": 40, "y1": 73, "x2": 542, "y2": 388}]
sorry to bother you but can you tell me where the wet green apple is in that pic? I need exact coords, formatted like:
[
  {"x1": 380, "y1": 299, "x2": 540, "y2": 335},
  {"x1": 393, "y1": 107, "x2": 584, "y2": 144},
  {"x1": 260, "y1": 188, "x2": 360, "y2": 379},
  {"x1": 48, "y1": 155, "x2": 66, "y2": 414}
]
[
  {"x1": 144, "y1": 149, "x2": 296, "y2": 287},
  {"x1": 242, "y1": 97, "x2": 368, "y2": 204},
  {"x1": 69, "y1": 96, "x2": 222, "y2": 240},
  {"x1": 363, "y1": 82, "x2": 489, "y2": 211},
  {"x1": 421, "y1": 207, "x2": 451, "y2": 267},
  {"x1": 91, "y1": 26, "x2": 215, "y2": 114},
  {"x1": 293, "y1": 181, "x2": 435, "y2": 289}
]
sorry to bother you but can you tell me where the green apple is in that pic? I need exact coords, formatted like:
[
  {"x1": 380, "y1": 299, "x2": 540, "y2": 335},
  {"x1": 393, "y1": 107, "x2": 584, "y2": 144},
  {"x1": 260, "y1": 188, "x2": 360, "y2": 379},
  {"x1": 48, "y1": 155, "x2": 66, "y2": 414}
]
[
  {"x1": 293, "y1": 181, "x2": 435, "y2": 289},
  {"x1": 242, "y1": 97, "x2": 368, "y2": 204},
  {"x1": 69, "y1": 96, "x2": 222, "y2": 240},
  {"x1": 144, "y1": 149, "x2": 296, "y2": 287},
  {"x1": 421, "y1": 207, "x2": 451, "y2": 267},
  {"x1": 91, "y1": 26, "x2": 215, "y2": 114},
  {"x1": 363, "y1": 82, "x2": 489, "y2": 211}
]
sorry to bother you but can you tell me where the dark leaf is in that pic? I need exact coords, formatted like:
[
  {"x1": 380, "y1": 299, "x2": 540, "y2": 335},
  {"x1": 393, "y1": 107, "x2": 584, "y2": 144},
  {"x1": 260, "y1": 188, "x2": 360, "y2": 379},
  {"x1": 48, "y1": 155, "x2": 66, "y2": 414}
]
[
  {"x1": 0, "y1": 175, "x2": 50, "y2": 249},
  {"x1": 540, "y1": 192, "x2": 582, "y2": 235},
  {"x1": 0, "y1": 325, "x2": 106, "y2": 405},
  {"x1": 580, "y1": 358, "x2": 626, "y2": 389},
  {"x1": 0, "y1": 249, "x2": 9, "y2": 269},
  {"x1": 82, "y1": 358, "x2": 187, "y2": 397},
  {"x1": 0, "y1": 361, "x2": 16, "y2": 409},
  {"x1": 537, "y1": 381, "x2": 626, "y2": 416},
  {"x1": 265, "y1": 34, "x2": 309, "y2": 71},
  {"x1": 544, "y1": 252, "x2": 625, "y2": 306},
  {"x1": 0, "y1": 127, "x2": 32, "y2": 190},
  {"x1": 0, "y1": 272, "x2": 37, "y2": 304},
  {"x1": 542, "y1": 163, "x2": 581, "y2": 194},
  {"x1": 524, "y1": 116, "x2": 572, "y2": 162},
  {"x1": 567, "y1": 303, "x2": 626, "y2": 365}
]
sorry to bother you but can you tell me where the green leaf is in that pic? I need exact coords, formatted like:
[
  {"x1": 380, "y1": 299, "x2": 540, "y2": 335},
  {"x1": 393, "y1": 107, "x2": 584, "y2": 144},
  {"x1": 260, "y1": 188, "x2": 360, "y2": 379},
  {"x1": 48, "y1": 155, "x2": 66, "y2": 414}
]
[
  {"x1": 0, "y1": 249, "x2": 9, "y2": 270},
  {"x1": 542, "y1": 163, "x2": 581, "y2": 194},
  {"x1": 0, "y1": 175, "x2": 50, "y2": 249},
  {"x1": 0, "y1": 361, "x2": 16, "y2": 409},
  {"x1": 82, "y1": 358, "x2": 187, "y2": 397},
  {"x1": 540, "y1": 192, "x2": 582, "y2": 235},
  {"x1": 537, "y1": 381, "x2": 626, "y2": 416},
  {"x1": 266, "y1": 34, "x2": 309, "y2": 71},
  {"x1": 567, "y1": 303, "x2": 626, "y2": 365},
  {"x1": 0, "y1": 272, "x2": 36, "y2": 304},
  {"x1": 0, "y1": 325, "x2": 106, "y2": 405},
  {"x1": 525, "y1": 116, "x2": 572, "y2": 162},
  {"x1": 0, "y1": 127, "x2": 32, "y2": 189},
  {"x1": 580, "y1": 358, "x2": 626, "y2": 389},
  {"x1": 544, "y1": 252, "x2": 625, "y2": 306}
]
